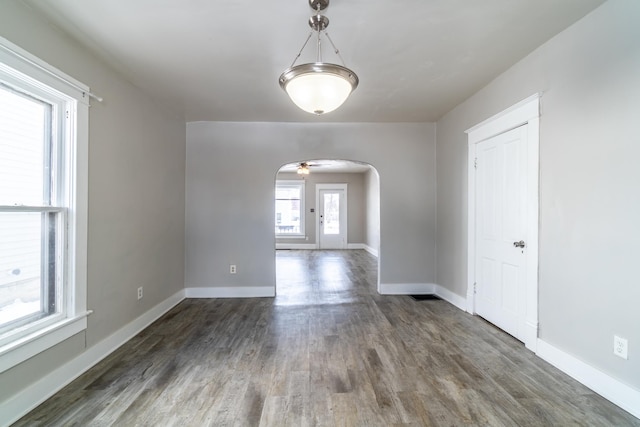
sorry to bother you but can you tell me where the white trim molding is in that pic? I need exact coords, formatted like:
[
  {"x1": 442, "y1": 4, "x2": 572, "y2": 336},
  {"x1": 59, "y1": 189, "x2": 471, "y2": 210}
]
[
  {"x1": 378, "y1": 283, "x2": 467, "y2": 311},
  {"x1": 275, "y1": 243, "x2": 317, "y2": 250},
  {"x1": 347, "y1": 243, "x2": 378, "y2": 256},
  {"x1": 466, "y1": 94, "x2": 541, "y2": 142},
  {"x1": 185, "y1": 286, "x2": 275, "y2": 298},
  {"x1": 379, "y1": 283, "x2": 436, "y2": 295},
  {"x1": 0, "y1": 289, "x2": 185, "y2": 427},
  {"x1": 0, "y1": 36, "x2": 101, "y2": 102},
  {"x1": 466, "y1": 93, "x2": 540, "y2": 352},
  {"x1": 434, "y1": 286, "x2": 467, "y2": 311},
  {"x1": 0, "y1": 312, "x2": 91, "y2": 374},
  {"x1": 362, "y1": 244, "x2": 379, "y2": 257},
  {"x1": 275, "y1": 243, "x2": 377, "y2": 253},
  {"x1": 537, "y1": 339, "x2": 640, "y2": 419}
]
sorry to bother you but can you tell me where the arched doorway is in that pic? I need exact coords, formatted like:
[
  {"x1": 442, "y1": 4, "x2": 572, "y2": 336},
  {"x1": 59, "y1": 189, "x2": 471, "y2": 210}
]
[{"x1": 273, "y1": 160, "x2": 380, "y2": 298}]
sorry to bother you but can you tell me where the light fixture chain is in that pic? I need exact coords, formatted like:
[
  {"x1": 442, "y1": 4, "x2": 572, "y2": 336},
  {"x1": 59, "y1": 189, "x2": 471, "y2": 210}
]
[
  {"x1": 289, "y1": 31, "x2": 314, "y2": 68},
  {"x1": 316, "y1": 2, "x2": 322, "y2": 63},
  {"x1": 317, "y1": 24, "x2": 322, "y2": 62},
  {"x1": 324, "y1": 31, "x2": 348, "y2": 67}
]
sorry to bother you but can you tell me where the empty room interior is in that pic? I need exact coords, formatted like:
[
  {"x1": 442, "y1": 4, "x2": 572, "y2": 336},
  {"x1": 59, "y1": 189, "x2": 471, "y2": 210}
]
[{"x1": 0, "y1": 0, "x2": 639, "y2": 425}]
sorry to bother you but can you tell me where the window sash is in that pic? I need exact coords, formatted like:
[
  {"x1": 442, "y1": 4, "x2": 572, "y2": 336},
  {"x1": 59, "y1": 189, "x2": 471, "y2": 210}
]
[
  {"x1": 0, "y1": 208, "x2": 66, "y2": 345},
  {"x1": 275, "y1": 181, "x2": 305, "y2": 237},
  {"x1": 0, "y1": 206, "x2": 65, "y2": 213}
]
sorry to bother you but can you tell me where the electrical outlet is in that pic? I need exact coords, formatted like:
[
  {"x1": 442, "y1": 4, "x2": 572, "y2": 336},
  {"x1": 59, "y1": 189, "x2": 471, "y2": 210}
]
[
  {"x1": 614, "y1": 335, "x2": 628, "y2": 360},
  {"x1": 230, "y1": 264, "x2": 237, "y2": 274},
  {"x1": 137, "y1": 286, "x2": 143, "y2": 300}
]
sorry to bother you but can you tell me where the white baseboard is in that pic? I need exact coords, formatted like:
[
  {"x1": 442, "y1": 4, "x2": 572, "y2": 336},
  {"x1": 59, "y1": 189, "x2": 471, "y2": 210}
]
[
  {"x1": 185, "y1": 286, "x2": 275, "y2": 298},
  {"x1": 276, "y1": 243, "x2": 377, "y2": 253},
  {"x1": 378, "y1": 283, "x2": 436, "y2": 295},
  {"x1": 346, "y1": 243, "x2": 378, "y2": 257},
  {"x1": 0, "y1": 289, "x2": 186, "y2": 427},
  {"x1": 377, "y1": 283, "x2": 467, "y2": 311},
  {"x1": 434, "y1": 285, "x2": 467, "y2": 311},
  {"x1": 275, "y1": 243, "x2": 316, "y2": 250},
  {"x1": 536, "y1": 339, "x2": 640, "y2": 419},
  {"x1": 362, "y1": 244, "x2": 379, "y2": 257}
]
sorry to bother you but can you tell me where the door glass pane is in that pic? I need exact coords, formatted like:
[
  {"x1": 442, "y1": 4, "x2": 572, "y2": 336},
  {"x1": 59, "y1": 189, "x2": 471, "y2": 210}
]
[
  {"x1": 323, "y1": 193, "x2": 340, "y2": 235},
  {"x1": 0, "y1": 212, "x2": 43, "y2": 328}
]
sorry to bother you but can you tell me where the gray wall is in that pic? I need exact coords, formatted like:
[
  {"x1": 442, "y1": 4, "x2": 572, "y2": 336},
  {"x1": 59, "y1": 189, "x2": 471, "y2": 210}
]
[
  {"x1": 436, "y1": 0, "x2": 640, "y2": 389},
  {"x1": 0, "y1": 2, "x2": 186, "y2": 403},
  {"x1": 276, "y1": 171, "x2": 366, "y2": 245},
  {"x1": 186, "y1": 122, "x2": 436, "y2": 288},
  {"x1": 364, "y1": 168, "x2": 381, "y2": 253},
  {"x1": 7, "y1": 0, "x2": 636, "y2": 414}
]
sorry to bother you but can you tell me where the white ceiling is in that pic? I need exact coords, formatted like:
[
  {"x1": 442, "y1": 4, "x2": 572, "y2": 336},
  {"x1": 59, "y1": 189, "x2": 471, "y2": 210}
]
[
  {"x1": 24, "y1": 0, "x2": 604, "y2": 123},
  {"x1": 279, "y1": 160, "x2": 371, "y2": 174}
]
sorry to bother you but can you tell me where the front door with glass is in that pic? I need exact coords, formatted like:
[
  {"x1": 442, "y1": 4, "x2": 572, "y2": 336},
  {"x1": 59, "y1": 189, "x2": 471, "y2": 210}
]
[{"x1": 318, "y1": 185, "x2": 347, "y2": 249}]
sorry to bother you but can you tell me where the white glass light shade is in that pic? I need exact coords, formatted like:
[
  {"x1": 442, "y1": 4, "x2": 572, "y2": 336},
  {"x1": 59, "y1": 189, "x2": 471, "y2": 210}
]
[
  {"x1": 286, "y1": 73, "x2": 351, "y2": 115},
  {"x1": 280, "y1": 63, "x2": 358, "y2": 115}
]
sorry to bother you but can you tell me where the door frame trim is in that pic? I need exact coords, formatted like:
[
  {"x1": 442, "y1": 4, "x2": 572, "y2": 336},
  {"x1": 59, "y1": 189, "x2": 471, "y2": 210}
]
[
  {"x1": 315, "y1": 183, "x2": 348, "y2": 249},
  {"x1": 466, "y1": 93, "x2": 540, "y2": 351}
]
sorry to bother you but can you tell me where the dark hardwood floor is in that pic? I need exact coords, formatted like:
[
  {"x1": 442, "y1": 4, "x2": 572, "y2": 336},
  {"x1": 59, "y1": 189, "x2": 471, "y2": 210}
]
[{"x1": 15, "y1": 250, "x2": 639, "y2": 426}]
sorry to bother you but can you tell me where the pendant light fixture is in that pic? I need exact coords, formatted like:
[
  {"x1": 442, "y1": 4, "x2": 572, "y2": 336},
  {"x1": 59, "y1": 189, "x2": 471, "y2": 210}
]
[{"x1": 279, "y1": 0, "x2": 358, "y2": 115}]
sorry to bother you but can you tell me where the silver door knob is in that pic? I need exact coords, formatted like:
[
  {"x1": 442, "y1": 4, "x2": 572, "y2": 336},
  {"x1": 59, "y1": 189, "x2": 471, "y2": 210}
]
[{"x1": 513, "y1": 240, "x2": 526, "y2": 248}]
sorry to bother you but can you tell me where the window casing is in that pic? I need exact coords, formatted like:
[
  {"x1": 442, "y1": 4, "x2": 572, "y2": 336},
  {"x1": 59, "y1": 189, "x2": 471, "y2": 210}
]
[
  {"x1": 0, "y1": 37, "x2": 89, "y2": 373},
  {"x1": 275, "y1": 180, "x2": 305, "y2": 237}
]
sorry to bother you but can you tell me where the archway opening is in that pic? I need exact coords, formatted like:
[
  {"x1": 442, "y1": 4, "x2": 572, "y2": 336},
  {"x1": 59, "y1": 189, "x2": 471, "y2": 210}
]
[{"x1": 273, "y1": 159, "x2": 380, "y2": 302}]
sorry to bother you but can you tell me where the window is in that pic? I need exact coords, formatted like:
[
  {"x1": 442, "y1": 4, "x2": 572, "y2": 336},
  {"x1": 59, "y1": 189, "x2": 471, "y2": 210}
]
[
  {"x1": 275, "y1": 180, "x2": 305, "y2": 237},
  {"x1": 0, "y1": 87, "x2": 59, "y2": 334},
  {"x1": 0, "y1": 37, "x2": 89, "y2": 372}
]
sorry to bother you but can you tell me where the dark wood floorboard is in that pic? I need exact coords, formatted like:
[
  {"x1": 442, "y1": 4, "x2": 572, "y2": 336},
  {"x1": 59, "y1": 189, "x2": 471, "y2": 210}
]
[{"x1": 14, "y1": 250, "x2": 639, "y2": 426}]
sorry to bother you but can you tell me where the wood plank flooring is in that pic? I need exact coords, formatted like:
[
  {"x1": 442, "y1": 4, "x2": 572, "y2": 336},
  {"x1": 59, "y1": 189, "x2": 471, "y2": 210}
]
[{"x1": 15, "y1": 250, "x2": 639, "y2": 426}]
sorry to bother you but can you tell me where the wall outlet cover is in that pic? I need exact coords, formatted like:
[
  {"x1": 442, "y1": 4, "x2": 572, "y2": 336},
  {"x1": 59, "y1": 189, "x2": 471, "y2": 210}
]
[{"x1": 614, "y1": 335, "x2": 628, "y2": 360}]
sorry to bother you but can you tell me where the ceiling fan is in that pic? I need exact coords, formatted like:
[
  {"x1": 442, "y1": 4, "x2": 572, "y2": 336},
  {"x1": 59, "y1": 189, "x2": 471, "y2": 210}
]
[{"x1": 297, "y1": 162, "x2": 319, "y2": 175}]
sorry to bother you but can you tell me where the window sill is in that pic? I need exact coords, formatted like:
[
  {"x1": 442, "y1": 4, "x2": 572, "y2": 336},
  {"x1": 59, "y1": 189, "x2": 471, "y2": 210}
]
[
  {"x1": 0, "y1": 310, "x2": 92, "y2": 373},
  {"x1": 276, "y1": 235, "x2": 307, "y2": 239}
]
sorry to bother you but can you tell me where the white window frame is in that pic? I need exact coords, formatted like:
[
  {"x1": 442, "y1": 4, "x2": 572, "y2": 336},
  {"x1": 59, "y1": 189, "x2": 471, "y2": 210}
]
[
  {"x1": 275, "y1": 180, "x2": 306, "y2": 238},
  {"x1": 0, "y1": 37, "x2": 90, "y2": 373}
]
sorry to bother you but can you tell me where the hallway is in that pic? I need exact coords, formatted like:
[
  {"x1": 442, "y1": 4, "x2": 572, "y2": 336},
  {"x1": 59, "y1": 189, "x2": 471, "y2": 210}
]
[{"x1": 15, "y1": 250, "x2": 638, "y2": 426}]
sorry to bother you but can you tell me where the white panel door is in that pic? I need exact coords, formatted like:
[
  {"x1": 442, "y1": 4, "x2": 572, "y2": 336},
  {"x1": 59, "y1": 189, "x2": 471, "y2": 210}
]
[
  {"x1": 475, "y1": 125, "x2": 528, "y2": 340},
  {"x1": 318, "y1": 188, "x2": 346, "y2": 249}
]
